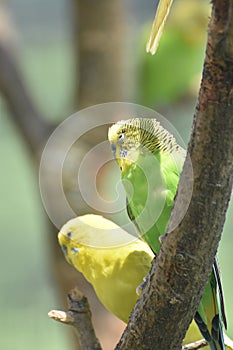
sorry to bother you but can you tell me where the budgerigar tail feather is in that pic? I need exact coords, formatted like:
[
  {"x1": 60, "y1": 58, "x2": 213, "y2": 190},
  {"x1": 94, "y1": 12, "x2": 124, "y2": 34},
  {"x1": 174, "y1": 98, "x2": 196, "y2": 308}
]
[
  {"x1": 146, "y1": 0, "x2": 173, "y2": 54},
  {"x1": 212, "y1": 315, "x2": 225, "y2": 350},
  {"x1": 213, "y1": 258, "x2": 227, "y2": 329},
  {"x1": 194, "y1": 312, "x2": 225, "y2": 350}
]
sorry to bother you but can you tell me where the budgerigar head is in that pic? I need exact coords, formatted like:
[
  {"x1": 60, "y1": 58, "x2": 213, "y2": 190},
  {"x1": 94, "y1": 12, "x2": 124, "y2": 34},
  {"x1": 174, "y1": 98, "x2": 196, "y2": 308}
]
[
  {"x1": 58, "y1": 218, "x2": 82, "y2": 265},
  {"x1": 108, "y1": 118, "x2": 179, "y2": 172},
  {"x1": 58, "y1": 214, "x2": 139, "y2": 264},
  {"x1": 58, "y1": 215, "x2": 110, "y2": 265}
]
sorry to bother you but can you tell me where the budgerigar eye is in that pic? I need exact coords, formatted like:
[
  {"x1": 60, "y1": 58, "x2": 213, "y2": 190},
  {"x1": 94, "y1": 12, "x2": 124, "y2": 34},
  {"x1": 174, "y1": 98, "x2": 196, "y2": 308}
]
[
  {"x1": 118, "y1": 133, "x2": 125, "y2": 143},
  {"x1": 67, "y1": 231, "x2": 72, "y2": 239}
]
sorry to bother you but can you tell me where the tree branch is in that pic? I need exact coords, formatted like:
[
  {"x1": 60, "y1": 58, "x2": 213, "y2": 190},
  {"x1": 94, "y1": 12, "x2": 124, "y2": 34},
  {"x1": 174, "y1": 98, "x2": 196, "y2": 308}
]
[
  {"x1": 75, "y1": 0, "x2": 125, "y2": 108},
  {"x1": 0, "y1": 41, "x2": 53, "y2": 155},
  {"x1": 115, "y1": 1, "x2": 233, "y2": 349},
  {"x1": 182, "y1": 340, "x2": 207, "y2": 350},
  {"x1": 48, "y1": 288, "x2": 102, "y2": 350}
]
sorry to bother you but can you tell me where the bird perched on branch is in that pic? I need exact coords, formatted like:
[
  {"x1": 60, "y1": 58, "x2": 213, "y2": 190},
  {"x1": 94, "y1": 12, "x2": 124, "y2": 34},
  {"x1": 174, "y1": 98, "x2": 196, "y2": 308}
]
[
  {"x1": 108, "y1": 118, "x2": 227, "y2": 350},
  {"x1": 58, "y1": 214, "x2": 233, "y2": 349},
  {"x1": 58, "y1": 214, "x2": 153, "y2": 323}
]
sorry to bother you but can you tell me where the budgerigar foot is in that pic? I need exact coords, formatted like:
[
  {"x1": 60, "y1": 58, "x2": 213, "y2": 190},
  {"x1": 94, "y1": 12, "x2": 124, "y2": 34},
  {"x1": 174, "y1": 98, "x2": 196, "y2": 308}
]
[{"x1": 136, "y1": 274, "x2": 149, "y2": 296}]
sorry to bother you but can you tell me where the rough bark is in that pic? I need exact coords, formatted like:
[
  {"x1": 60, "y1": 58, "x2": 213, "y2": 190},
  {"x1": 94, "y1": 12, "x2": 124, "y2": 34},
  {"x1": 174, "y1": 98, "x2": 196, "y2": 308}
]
[{"x1": 116, "y1": 1, "x2": 233, "y2": 349}]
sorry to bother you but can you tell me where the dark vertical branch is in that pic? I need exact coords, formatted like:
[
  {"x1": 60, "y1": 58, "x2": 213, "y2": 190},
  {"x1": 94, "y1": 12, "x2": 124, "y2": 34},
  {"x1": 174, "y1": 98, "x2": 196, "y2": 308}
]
[
  {"x1": 75, "y1": 0, "x2": 125, "y2": 108},
  {"x1": 116, "y1": 1, "x2": 233, "y2": 349},
  {"x1": 0, "y1": 43, "x2": 52, "y2": 155}
]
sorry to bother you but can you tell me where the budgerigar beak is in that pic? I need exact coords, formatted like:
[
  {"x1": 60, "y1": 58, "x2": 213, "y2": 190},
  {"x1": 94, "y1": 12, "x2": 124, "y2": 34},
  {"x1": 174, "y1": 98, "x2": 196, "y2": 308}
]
[{"x1": 110, "y1": 143, "x2": 116, "y2": 157}]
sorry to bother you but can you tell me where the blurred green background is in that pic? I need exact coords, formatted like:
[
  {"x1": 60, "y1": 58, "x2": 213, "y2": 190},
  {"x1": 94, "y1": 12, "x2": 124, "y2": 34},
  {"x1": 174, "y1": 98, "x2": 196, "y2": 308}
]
[
  {"x1": 1, "y1": 1, "x2": 75, "y2": 349},
  {"x1": 0, "y1": 1, "x2": 232, "y2": 349}
]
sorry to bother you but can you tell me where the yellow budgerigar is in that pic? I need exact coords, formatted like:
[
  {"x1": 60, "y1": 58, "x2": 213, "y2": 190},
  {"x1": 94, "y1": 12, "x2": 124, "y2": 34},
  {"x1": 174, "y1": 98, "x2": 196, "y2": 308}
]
[
  {"x1": 58, "y1": 214, "x2": 232, "y2": 349},
  {"x1": 58, "y1": 214, "x2": 153, "y2": 323}
]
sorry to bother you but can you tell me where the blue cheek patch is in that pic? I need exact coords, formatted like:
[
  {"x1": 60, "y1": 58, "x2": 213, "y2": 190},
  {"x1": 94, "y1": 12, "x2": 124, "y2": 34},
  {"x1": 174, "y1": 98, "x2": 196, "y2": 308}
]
[
  {"x1": 71, "y1": 247, "x2": 79, "y2": 254},
  {"x1": 61, "y1": 244, "x2": 68, "y2": 255},
  {"x1": 120, "y1": 149, "x2": 128, "y2": 157}
]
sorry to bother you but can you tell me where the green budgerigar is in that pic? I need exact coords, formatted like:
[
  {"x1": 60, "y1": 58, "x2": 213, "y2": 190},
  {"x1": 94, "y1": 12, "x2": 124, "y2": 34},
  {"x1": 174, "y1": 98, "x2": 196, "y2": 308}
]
[{"x1": 108, "y1": 118, "x2": 227, "y2": 350}]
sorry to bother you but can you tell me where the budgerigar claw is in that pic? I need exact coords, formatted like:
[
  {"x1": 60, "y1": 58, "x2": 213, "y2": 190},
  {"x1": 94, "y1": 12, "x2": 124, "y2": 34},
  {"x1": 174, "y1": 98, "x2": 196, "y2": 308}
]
[
  {"x1": 159, "y1": 234, "x2": 166, "y2": 244},
  {"x1": 136, "y1": 274, "x2": 149, "y2": 296}
]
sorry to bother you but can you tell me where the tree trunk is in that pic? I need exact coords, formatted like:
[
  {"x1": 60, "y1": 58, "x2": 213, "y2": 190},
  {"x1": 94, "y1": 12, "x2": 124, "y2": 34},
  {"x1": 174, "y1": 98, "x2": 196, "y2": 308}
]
[
  {"x1": 116, "y1": 1, "x2": 233, "y2": 349},
  {"x1": 75, "y1": 0, "x2": 125, "y2": 108}
]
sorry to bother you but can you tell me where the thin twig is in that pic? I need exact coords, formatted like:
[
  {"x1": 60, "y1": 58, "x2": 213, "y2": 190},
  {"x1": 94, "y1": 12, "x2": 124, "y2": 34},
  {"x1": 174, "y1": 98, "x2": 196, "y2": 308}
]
[
  {"x1": 182, "y1": 339, "x2": 207, "y2": 350},
  {"x1": 49, "y1": 287, "x2": 102, "y2": 350}
]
